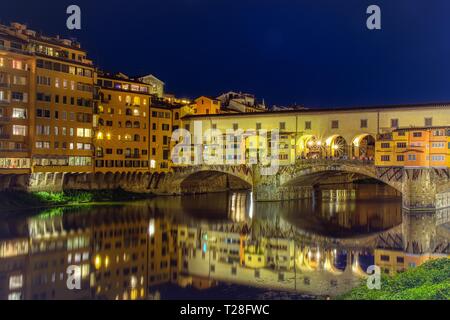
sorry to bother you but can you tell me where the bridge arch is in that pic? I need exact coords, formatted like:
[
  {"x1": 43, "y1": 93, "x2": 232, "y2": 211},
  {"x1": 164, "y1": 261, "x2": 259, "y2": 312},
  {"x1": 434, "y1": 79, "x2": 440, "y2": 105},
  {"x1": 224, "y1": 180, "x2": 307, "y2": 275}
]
[
  {"x1": 278, "y1": 161, "x2": 403, "y2": 194},
  {"x1": 352, "y1": 133, "x2": 376, "y2": 159},
  {"x1": 324, "y1": 135, "x2": 349, "y2": 158}
]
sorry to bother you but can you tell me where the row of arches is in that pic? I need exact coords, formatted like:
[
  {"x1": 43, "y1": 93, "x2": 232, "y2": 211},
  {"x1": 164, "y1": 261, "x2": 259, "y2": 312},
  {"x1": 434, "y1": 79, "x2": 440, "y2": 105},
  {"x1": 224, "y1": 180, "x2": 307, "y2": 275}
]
[{"x1": 296, "y1": 134, "x2": 375, "y2": 159}]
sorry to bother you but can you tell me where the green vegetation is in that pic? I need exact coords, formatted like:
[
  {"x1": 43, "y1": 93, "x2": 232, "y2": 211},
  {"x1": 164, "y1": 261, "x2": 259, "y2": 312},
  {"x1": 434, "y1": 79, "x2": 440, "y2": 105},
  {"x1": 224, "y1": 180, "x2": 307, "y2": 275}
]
[
  {"x1": 339, "y1": 258, "x2": 450, "y2": 300},
  {"x1": 0, "y1": 188, "x2": 153, "y2": 211}
]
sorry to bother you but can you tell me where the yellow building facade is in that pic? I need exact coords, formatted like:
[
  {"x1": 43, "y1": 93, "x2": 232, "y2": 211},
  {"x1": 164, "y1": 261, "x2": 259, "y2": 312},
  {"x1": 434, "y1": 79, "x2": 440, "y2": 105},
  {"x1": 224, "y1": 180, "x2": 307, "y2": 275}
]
[
  {"x1": 180, "y1": 105, "x2": 450, "y2": 168},
  {"x1": 376, "y1": 127, "x2": 450, "y2": 168},
  {"x1": 93, "y1": 73, "x2": 150, "y2": 173}
]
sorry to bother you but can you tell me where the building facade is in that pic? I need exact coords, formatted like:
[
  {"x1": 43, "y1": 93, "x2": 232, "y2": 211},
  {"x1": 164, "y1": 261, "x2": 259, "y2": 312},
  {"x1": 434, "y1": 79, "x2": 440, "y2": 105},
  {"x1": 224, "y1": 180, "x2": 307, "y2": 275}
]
[{"x1": 93, "y1": 73, "x2": 151, "y2": 173}]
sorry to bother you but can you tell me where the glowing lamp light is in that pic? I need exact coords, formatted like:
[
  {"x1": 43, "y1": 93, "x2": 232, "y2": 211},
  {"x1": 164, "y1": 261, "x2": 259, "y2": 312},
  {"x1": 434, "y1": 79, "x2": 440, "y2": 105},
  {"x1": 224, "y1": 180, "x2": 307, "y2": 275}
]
[
  {"x1": 307, "y1": 141, "x2": 314, "y2": 147},
  {"x1": 148, "y1": 219, "x2": 155, "y2": 236},
  {"x1": 94, "y1": 255, "x2": 101, "y2": 270},
  {"x1": 316, "y1": 141, "x2": 322, "y2": 146},
  {"x1": 333, "y1": 145, "x2": 339, "y2": 150}
]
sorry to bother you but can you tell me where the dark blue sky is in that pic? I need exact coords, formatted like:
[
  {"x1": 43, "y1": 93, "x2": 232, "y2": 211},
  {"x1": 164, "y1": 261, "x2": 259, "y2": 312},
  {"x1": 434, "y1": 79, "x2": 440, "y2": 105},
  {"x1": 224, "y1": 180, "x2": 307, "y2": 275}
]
[{"x1": 2, "y1": 0, "x2": 450, "y2": 107}]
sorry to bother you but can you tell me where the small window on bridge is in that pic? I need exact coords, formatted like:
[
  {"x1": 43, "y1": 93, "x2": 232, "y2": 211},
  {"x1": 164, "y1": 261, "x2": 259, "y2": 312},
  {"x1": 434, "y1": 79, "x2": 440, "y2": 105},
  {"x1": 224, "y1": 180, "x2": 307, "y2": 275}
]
[
  {"x1": 391, "y1": 119, "x2": 399, "y2": 128},
  {"x1": 331, "y1": 120, "x2": 339, "y2": 129}
]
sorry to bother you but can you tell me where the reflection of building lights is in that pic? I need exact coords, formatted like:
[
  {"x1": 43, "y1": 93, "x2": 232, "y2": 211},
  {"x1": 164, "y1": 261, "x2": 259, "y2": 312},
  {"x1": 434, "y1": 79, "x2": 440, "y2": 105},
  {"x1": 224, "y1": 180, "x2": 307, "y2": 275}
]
[
  {"x1": 104, "y1": 256, "x2": 110, "y2": 268},
  {"x1": 148, "y1": 219, "x2": 155, "y2": 236},
  {"x1": 130, "y1": 276, "x2": 137, "y2": 289},
  {"x1": 307, "y1": 141, "x2": 314, "y2": 147},
  {"x1": 202, "y1": 243, "x2": 207, "y2": 253},
  {"x1": 316, "y1": 141, "x2": 322, "y2": 146},
  {"x1": 94, "y1": 255, "x2": 101, "y2": 270},
  {"x1": 316, "y1": 250, "x2": 321, "y2": 260},
  {"x1": 249, "y1": 192, "x2": 254, "y2": 219},
  {"x1": 333, "y1": 145, "x2": 339, "y2": 150}
]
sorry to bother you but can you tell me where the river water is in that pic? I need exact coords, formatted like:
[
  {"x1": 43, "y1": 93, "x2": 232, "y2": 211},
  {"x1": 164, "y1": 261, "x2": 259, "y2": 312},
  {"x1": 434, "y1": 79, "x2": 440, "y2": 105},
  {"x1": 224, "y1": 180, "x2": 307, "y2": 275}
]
[{"x1": 0, "y1": 183, "x2": 448, "y2": 300}]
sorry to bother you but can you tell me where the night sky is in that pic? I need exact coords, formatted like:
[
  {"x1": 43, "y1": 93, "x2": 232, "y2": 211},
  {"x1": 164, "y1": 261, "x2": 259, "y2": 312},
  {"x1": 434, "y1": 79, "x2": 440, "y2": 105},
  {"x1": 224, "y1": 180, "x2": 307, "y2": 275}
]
[{"x1": 2, "y1": 0, "x2": 450, "y2": 108}]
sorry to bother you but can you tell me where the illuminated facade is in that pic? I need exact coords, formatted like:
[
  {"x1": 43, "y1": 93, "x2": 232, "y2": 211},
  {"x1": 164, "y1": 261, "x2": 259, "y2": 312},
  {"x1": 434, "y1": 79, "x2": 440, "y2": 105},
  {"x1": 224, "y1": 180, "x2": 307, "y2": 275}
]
[
  {"x1": 93, "y1": 73, "x2": 150, "y2": 173},
  {"x1": 0, "y1": 29, "x2": 33, "y2": 174},
  {"x1": 0, "y1": 22, "x2": 95, "y2": 175},
  {"x1": 376, "y1": 127, "x2": 450, "y2": 168},
  {"x1": 192, "y1": 96, "x2": 221, "y2": 115},
  {"x1": 181, "y1": 105, "x2": 450, "y2": 167}
]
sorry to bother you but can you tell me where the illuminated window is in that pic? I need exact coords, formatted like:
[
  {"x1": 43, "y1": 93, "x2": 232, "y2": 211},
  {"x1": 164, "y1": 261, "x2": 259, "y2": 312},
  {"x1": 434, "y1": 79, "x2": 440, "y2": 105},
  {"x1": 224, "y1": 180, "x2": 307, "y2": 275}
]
[
  {"x1": 133, "y1": 97, "x2": 140, "y2": 105},
  {"x1": 55, "y1": 78, "x2": 60, "y2": 88},
  {"x1": 97, "y1": 132, "x2": 104, "y2": 140},
  {"x1": 12, "y1": 60, "x2": 22, "y2": 70},
  {"x1": 0, "y1": 58, "x2": 4, "y2": 67},
  {"x1": 106, "y1": 133, "x2": 111, "y2": 140},
  {"x1": 12, "y1": 125, "x2": 26, "y2": 136},
  {"x1": 77, "y1": 128, "x2": 84, "y2": 137},
  {"x1": 12, "y1": 108, "x2": 26, "y2": 119}
]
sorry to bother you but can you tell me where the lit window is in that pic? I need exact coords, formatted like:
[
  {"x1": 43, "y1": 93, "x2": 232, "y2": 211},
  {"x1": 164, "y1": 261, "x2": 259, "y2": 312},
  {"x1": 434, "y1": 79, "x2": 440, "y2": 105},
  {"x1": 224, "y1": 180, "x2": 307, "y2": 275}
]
[
  {"x1": 12, "y1": 108, "x2": 26, "y2": 119},
  {"x1": 12, "y1": 60, "x2": 22, "y2": 70},
  {"x1": 12, "y1": 125, "x2": 26, "y2": 136},
  {"x1": 97, "y1": 132, "x2": 103, "y2": 140},
  {"x1": 0, "y1": 58, "x2": 4, "y2": 67},
  {"x1": 77, "y1": 128, "x2": 84, "y2": 137},
  {"x1": 55, "y1": 78, "x2": 60, "y2": 88}
]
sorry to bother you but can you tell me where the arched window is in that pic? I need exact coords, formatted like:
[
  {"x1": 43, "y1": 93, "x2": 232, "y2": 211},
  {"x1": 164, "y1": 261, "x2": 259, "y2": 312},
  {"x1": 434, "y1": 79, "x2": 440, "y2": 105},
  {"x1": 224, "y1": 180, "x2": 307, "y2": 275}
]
[
  {"x1": 133, "y1": 121, "x2": 140, "y2": 128},
  {"x1": 126, "y1": 108, "x2": 132, "y2": 116},
  {"x1": 125, "y1": 121, "x2": 132, "y2": 128}
]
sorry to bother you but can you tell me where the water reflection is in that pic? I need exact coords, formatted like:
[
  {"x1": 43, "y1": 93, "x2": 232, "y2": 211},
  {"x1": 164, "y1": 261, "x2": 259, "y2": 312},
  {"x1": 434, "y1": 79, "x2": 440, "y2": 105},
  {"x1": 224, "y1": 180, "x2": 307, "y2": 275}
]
[{"x1": 0, "y1": 184, "x2": 449, "y2": 300}]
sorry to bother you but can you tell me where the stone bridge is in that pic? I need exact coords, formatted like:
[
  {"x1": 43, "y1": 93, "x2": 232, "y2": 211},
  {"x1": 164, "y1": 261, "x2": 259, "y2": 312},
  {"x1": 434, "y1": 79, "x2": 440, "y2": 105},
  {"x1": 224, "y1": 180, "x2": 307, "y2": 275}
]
[{"x1": 167, "y1": 159, "x2": 450, "y2": 211}]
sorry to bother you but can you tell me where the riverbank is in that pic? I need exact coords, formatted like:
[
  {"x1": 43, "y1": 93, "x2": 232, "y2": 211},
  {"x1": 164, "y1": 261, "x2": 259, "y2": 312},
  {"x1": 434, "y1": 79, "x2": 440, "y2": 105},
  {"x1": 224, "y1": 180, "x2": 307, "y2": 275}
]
[
  {"x1": 338, "y1": 258, "x2": 450, "y2": 300},
  {"x1": 0, "y1": 188, "x2": 155, "y2": 212}
]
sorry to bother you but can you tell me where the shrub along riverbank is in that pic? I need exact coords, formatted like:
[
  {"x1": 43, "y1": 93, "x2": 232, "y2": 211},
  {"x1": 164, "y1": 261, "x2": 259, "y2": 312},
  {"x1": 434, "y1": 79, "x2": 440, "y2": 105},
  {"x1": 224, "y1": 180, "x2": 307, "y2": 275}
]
[
  {"x1": 339, "y1": 258, "x2": 450, "y2": 300},
  {"x1": 0, "y1": 188, "x2": 154, "y2": 211}
]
